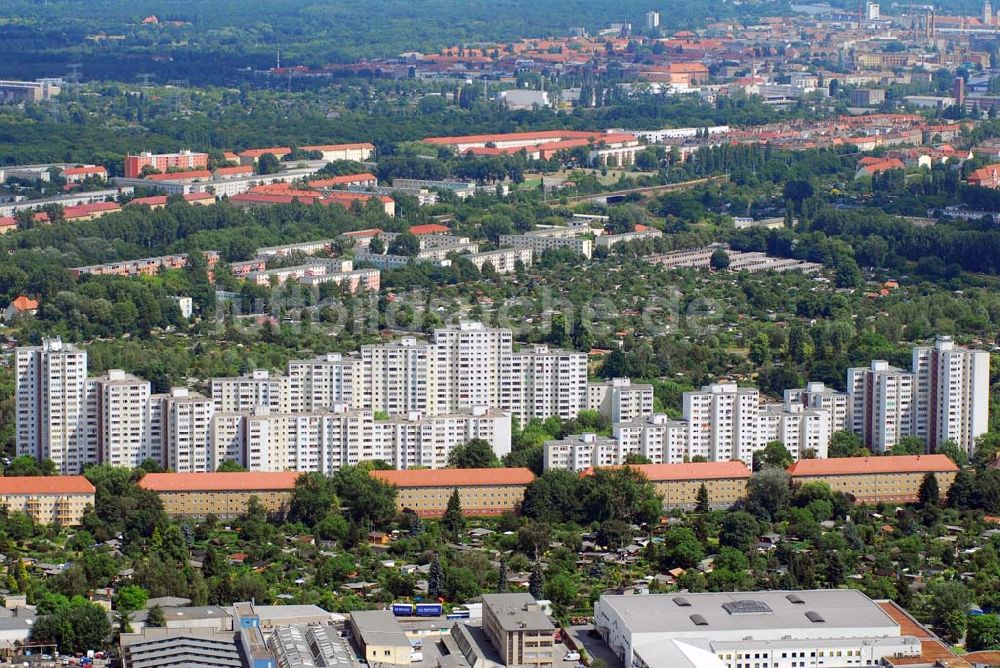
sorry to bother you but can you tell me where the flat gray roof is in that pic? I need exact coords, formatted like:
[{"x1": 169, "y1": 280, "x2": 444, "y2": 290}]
[
  {"x1": 351, "y1": 610, "x2": 411, "y2": 648},
  {"x1": 483, "y1": 593, "x2": 554, "y2": 632},
  {"x1": 600, "y1": 590, "x2": 899, "y2": 635}
]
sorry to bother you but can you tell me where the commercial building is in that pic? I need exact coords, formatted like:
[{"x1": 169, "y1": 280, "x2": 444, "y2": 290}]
[
  {"x1": 0, "y1": 79, "x2": 61, "y2": 102},
  {"x1": 0, "y1": 476, "x2": 95, "y2": 525},
  {"x1": 138, "y1": 471, "x2": 301, "y2": 518},
  {"x1": 124, "y1": 150, "x2": 209, "y2": 178},
  {"x1": 120, "y1": 628, "x2": 251, "y2": 668},
  {"x1": 372, "y1": 467, "x2": 535, "y2": 517},
  {"x1": 481, "y1": 594, "x2": 556, "y2": 668},
  {"x1": 847, "y1": 360, "x2": 915, "y2": 453},
  {"x1": 785, "y1": 454, "x2": 958, "y2": 504},
  {"x1": 911, "y1": 336, "x2": 989, "y2": 455},
  {"x1": 350, "y1": 611, "x2": 412, "y2": 666},
  {"x1": 594, "y1": 590, "x2": 922, "y2": 668}
]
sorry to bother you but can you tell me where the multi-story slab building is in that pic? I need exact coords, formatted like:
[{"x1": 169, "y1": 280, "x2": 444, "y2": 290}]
[
  {"x1": 847, "y1": 361, "x2": 915, "y2": 453},
  {"x1": 15, "y1": 338, "x2": 94, "y2": 474},
  {"x1": 371, "y1": 467, "x2": 535, "y2": 517},
  {"x1": 138, "y1": 471, "x2": 300, "y2": 518},
  {"x1": 786, "y1": 454, "x2": 958, "y2": 504},
  {"x1": 911, "y1": 335, "x2": 989, "y2": 455},
  {"x1": 0, "y1": 476, "x2": 95, "y2": 525}
]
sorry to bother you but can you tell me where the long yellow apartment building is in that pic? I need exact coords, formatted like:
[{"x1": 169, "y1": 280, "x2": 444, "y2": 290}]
[
  {"x1": 0, "y1": 476, "x2": 95, "y2": 525},
  {"x1": 371, "y1": 467, "x2": 536, "y2": 517},
  {"x1": 138, "y1": 471, "x2": 301, "y2": 519}
]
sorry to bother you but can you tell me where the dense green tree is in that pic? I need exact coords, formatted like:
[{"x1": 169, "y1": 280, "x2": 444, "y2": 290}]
[
  {"x1": 917, "y1": 472, "x2": 940, "y2": 508},
  {"x1": 695, "y1": 483, "x2": 710, "y2": 513},
  {"x1": 146, "y1": 604, "x2": 166, "y2": 628},
  {"x1": 967, "y1": 614, "x2": 1000, "y2": 651},
  {"x1": 442, "y1": 489, "x2": 466, "y2": 540},
  {"x1": 528, "y1": 562, "x2": 544, "y2": 599},
  {"x1": 289, "y1": 473, "x2": 338, "y2": 527},
  {"x1": 947, "y1": 469, "x2": 976, "y2": 509},
  {"x1": 752, "y1": 441, "x2": 794, "y2": 471},
  {"x1": 719, "y1": 511, "x2": 760, "y2": 552},
  {"x1": 447, "y1": 439, "x2": 500, "y2": 468},
  {"x1": 828, "y1": 431, "x2": 866, "y2": 458}
]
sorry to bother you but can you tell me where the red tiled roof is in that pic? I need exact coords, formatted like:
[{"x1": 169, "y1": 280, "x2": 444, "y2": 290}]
[
  {"x1": 138, "y1": 471, "x2": 302, "y2": 492},
  {"x1": 214, "y1": 165, "x2": 254, "y2": 175},
  {"x1": 582, "y1": 461, "x2": 751, "y2": 481},
  {"x1": 63, "y1": 166, "x2": 107, "y2": 177},
  {"x1": 408, "y1": 223, "x2": 450, "y2": 235},
  {"x1": 239, "y1": 147, "x2": 291, "y2": 158},
  {"x1": 0, "y1": 476, "x2": 95, "y2": 495},
  {"x1": 10, "y1": 295, "x2": 39, "y2": 311},
  {"x1": 231, "y1": 193, "x2": 321, "y2": 205},
  {"x1": 301, "y1": 142, "x2": 375, "y2": 151},
  {"x1": 184, "y1": 192, "x2": 215, "y2": 202},
  {"x1": 422, "y1": 130, "x2": 600, "y2": 145},
  {"x1": 127, "y1": 195, "x2": 168, "y2": 207},
  {"x1": 145, "y1": 170, "x2": 213, "y2": 181},
  {"x1": 371, "y1": 467, "x2": 536, "y2": 488},
  {"x1": 64, "y1": 202, "x2": 120, "y2": 218},
  {"x1": 0, "y1": 216, "x2": 17, "y2": 228},
  {"x1": 343, "y1": 228, "x2": 382, "y2": 238},
  {"x1": 307, "y1": 173, "x2": 376, "y2": 188},
  {"x1": 787, "y1": 454, "x2": 958, "y2": 477}
]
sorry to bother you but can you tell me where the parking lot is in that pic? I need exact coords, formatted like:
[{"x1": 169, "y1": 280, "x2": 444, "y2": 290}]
[{"x1": 567, "y1": 625, "x2": 623, "y2": 668}]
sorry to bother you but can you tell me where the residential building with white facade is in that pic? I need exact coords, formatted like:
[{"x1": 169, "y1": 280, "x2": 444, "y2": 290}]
[
  {"x1": 784, "y1": 382, "x2": 849, "y2": 435},
  {"x1": 500, "y1": 344, "x2": 588, "y2": 422},
  {"x1": 90, "y1": 370, "x2": 153, "y2": 468},
  {"x1": 847, "y1": 360, "x2": 915, "y2": 453},
  {"x1": 683, "y1": 384, "x2": 760, "y2": 464},
  {"x1": 911, "y1": 335, "x2": 989, "y2": 455},
  {"x1": 758, "y1": 401, "x2": 831, "y2": 460},
  {"x1": 498, "y1": 233, "x2": 594, "y2": 260},
  {"x1": 587, "y1": 378, "x2": 655, "y2": 422},
  {"x1": 15, "y1": 338, "x2": 94, "y2": 474}
]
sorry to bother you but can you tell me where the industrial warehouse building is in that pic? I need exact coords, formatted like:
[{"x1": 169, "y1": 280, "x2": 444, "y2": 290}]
[{"x1": 594, "y1": 590, "x2": 922, "y2": 668}]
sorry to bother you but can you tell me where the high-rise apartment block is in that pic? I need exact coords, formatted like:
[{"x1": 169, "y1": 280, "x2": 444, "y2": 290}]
[
  {"x1": 15, "y1": 324, "x2": 578, "y2": 474},
  {"x1": 847, "y1": 360, "x2": 914, "y2": 453},
  {"x1": 16, "y1": 339, "x2": 93, "y2": 474},
  {"x1": 911, "y1": 336, "x2": 989, "y2": 455}
]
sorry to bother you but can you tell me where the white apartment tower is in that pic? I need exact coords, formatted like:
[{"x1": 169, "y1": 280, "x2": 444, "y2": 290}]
[
  {"x1": 847, "y1": 360, "x2": 914, "y2": 453},
  {"x1": 434, "y1": 321, "x2": 512, "y2": 412},
  {"x1": 501, "y1": 344, "x2": 588, "y2": 422},
  {"x1": 588, "y1": 378, "x2": 655, "y2": 422},
  {"x1": 683, "y1": 383, "x2": 760, "y2": 464},
  {"x1": 15, "y1": 338, "x2": 94, "y2": 474},
  {"x1": 362, "y1": 338, "x2": 437, "y2": 415},
  {"x1": 163, "y1": 388, "x2": 214, "y2": 472},
  {"x1": 91, "y1": 370, "x2": 152, "y2": 468},
  {"x1": 784, "y1": 381, "x2": 849, "y2": 435},
  {"x1": 912, "y1": 336, "x2": 990, "y2": 455}
]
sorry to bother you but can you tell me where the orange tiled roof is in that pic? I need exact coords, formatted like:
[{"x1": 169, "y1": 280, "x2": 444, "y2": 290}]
[
  {"x1": 787, "y1": 454, "x2": 958, "y2": 477},
  {"x1": 301, "y1": 142, "x2": 375, "y2": 151},
  {"x1": 582, "y1": 461, "x2": 751, "y2": 481},
  {"x1": 0, "y1": 476, "x2": 94, "y2": 495},
  {"x1": 408, "y1": 223, "x2": 450, "y2": 235},
  {"x1": 371, "y1": 467, "x2": 536, "y2": 488},
  {"x1": 138, "y1": 471, "x2": 302, "y2": 492},
  {"x1": 10, "y1": 295, "x2": 39, "y2": 311}
]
